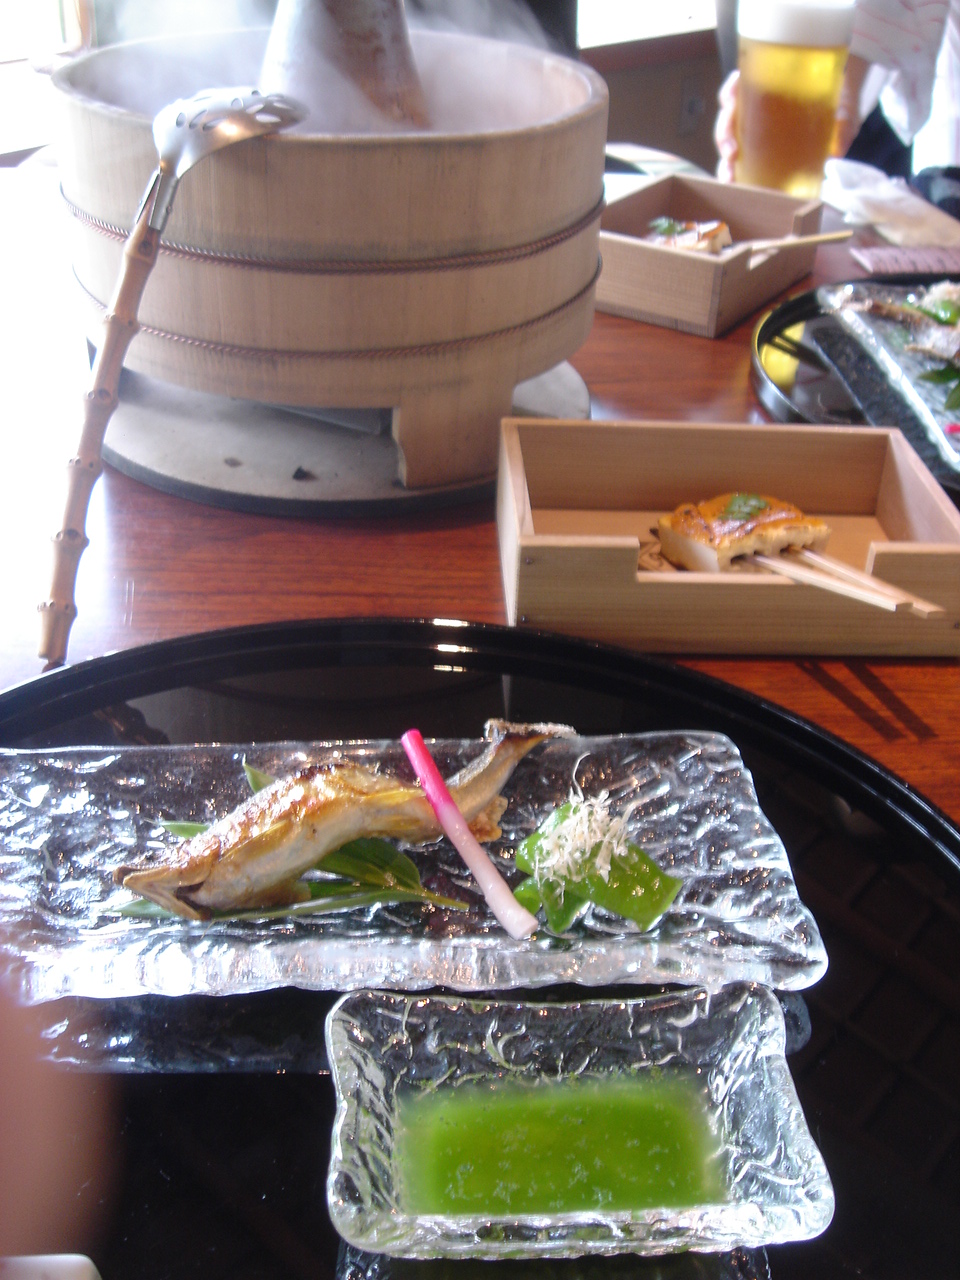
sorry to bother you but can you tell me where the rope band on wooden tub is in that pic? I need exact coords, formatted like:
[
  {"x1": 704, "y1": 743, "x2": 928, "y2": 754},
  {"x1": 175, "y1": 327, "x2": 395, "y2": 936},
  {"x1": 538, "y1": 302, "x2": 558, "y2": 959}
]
[
  {"x1": 76, "y1": 258, "x2": 602, "y2": 362},
  {"x1": 62, "y1": 189, "x2": 605, "y2": 275}
]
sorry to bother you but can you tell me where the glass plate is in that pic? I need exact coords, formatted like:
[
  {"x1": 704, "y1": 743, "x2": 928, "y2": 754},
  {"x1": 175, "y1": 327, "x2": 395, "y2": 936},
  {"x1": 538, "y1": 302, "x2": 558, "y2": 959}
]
[
  {"x1": 0, "y1": 730, "x2": 826, "y2": 1002},
  {"x1": 335, "y1": 1240, "x2": 773, "y2": 1280},
  {"x1": 325, "y1": 985, "x2": 835, "y2": 1258}
]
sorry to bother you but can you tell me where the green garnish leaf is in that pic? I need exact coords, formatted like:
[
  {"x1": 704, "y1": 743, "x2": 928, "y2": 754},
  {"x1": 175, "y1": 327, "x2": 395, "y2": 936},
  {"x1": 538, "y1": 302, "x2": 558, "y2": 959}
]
[
  {"x1": 118, "y1": 899, "x2": 173, "y2": 918},
  {"x1": 917, "y1": 364, "x2": 960, "y2": 384},
  {"x1": 321, "y1": 838, "x2": 469, "y2": 909},
  {"x1": 323, "y1": 838, "x2": 424, "y2": 892},
  {"x1": 117, "y1": 884, "x2": 459, "y2": 922},
  {"x1": 159, "y1": 820, "x2": 210, "y2": 838},
  {"x1": 721, "y1": 493, "x2": 769, "y2": 520},
  {"x1": 648, "y1": 216, "x2": 684, "y2": 236},
  {"x1": 245, "y1": 889, "x2": 440, "y2": 919},
  {"x1": 244, "y1": 761, "x2": 277, "y2": 794},
  {"x1": 945, "y1": 382, "x2": 960, "y2": 411},
  {"x1": 911, "y1": 298, "x2": 960, "y2": 326}
]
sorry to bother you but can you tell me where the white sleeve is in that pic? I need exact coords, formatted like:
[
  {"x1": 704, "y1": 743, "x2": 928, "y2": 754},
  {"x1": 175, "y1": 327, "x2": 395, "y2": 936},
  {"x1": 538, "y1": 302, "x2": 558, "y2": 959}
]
[{"x1": 850, "y1": 0, "x2": 952, "y2": 140}]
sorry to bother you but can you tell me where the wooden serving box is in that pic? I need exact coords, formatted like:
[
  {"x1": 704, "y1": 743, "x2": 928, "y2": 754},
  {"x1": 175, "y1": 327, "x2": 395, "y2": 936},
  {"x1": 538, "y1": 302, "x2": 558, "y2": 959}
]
[
  {"x1": 497, "y1": 419, "x2": 960, "y2": 656},
  {"x1": 596, "y1": 175, "x2": 822, "y2": 337}
]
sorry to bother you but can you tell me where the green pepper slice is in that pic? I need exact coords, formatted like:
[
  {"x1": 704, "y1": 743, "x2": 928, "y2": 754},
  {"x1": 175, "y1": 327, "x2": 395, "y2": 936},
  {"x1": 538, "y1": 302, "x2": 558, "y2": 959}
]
[{"x1": 515, "y1": 802, "x2": 682, "y2": 934}]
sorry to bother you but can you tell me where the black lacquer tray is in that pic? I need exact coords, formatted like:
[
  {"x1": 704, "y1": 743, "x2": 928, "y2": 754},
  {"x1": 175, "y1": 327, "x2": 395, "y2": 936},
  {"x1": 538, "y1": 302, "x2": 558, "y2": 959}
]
[
  {"x1": 750, "y1": 275, "x2": 960, "y2": 507},
  {"x1": 0, "y1": 619, "x2": 957, "y2": 1279}
]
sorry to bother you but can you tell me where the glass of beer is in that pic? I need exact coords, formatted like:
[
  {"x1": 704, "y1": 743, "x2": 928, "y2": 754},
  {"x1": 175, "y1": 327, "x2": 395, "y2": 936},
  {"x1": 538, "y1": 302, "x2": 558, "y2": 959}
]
[{"x1": 735, "y1": 0, "x2": 856, "y2": 198}]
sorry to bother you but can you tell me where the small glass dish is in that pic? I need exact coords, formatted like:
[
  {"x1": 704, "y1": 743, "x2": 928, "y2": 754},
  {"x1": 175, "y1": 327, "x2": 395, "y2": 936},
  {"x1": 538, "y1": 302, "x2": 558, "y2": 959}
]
[
  {"x1": 325, "y1": 985, "x2": 834, "y2": 1259},
  {"x1": 336, "y1": 1240, "x2": 772, "y2": 1280}
]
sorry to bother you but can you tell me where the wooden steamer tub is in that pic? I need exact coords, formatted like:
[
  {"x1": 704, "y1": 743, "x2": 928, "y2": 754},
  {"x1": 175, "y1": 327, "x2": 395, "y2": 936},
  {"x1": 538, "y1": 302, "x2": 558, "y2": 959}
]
[{"x1": 53, "y1": 28, "x2": 608, "y2": 489}]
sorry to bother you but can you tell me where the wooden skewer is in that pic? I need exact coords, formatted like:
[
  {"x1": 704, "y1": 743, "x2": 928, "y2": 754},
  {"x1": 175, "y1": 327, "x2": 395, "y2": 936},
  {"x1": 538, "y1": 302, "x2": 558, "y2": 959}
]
[
  {"x1": 791, "y1": 548, "x2": 944, "y2": 617},
  {"x1": 747, "y1": 229, "x2": 853, "y2": 253},
  {"x1": 752, "y1": 553, "x2": 900, "y2": 611}
]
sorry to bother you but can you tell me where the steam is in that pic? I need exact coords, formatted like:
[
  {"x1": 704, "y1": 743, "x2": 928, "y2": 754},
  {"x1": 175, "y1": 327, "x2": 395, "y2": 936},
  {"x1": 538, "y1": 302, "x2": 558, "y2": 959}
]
[
  {"x1": 78, "y1": 0, "x2": 577, "y2": 136},
  {"x1": 107, "y1": 1, "x2": 274, "y2": 43},
  {"x1": 407, "y1": 0, "x2": 551, "y2": 48},
  {"x1": 105, "y1": 0, "x2": 552, "y2": 49}
]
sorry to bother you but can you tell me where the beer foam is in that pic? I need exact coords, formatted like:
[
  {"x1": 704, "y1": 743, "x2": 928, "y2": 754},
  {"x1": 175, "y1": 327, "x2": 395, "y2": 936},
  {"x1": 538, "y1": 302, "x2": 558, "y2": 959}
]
[{"x1": 738, "y1": 0, "x2": 855, "y2": 48}]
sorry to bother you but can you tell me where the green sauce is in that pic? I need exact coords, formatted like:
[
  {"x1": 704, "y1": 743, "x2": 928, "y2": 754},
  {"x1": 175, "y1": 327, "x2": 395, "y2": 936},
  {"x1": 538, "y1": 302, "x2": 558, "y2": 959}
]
[{"x1": 395, "y1": 1073, "x2": 725, "y2": 1216}]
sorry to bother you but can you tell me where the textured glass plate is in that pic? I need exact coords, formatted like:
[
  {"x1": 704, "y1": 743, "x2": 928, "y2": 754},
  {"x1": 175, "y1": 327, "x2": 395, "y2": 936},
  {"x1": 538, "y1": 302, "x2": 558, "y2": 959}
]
[
  {"x1": 0, "y1": 731, "x2": 826, "y2": 1002},
  {"x1": 818, "y1": 281, "x2": 960, "y2": 475},
  {"x1": 325, "y1": 985, "x2": 834, "y2": 1258},
  {"x1": 335, "y1": 1239, "x2": 773, "y2": 1280}
]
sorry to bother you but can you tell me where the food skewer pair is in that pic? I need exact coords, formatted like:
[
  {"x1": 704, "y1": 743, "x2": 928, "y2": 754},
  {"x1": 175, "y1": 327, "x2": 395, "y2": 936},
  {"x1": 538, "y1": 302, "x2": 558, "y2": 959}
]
[
  {"x1": 754, "y1": 547, "x2": 942, "y2": 616},
  {"x1": 657, "y1": 492, "x2": 943, "y2": 617},
  {"x1": 644, "y1": 222, "x2": 852, "y2": 256}
]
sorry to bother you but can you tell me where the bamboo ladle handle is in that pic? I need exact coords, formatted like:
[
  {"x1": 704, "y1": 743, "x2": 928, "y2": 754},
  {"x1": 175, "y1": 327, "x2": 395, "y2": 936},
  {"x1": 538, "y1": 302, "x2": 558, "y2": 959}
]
[
  {"x1": 38, "y1": 200, "x2": 160, "y2": 669},
  {"x1": 38, "y1": 87, "x2": 304, "y2": 670}
]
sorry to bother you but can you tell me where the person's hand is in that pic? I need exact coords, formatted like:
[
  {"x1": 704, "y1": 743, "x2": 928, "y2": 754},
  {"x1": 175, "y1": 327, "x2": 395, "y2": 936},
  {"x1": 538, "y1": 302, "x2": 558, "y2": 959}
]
[
  {"x1": 0, "y1": 988, "x2": 116, "y2": 1255},
  {"x1": 714, "y1": 70, "x2": 739, "y2": 182},
  {"x1": 714, "y1": 56, "x2": 869, "y2": 184},
  {"x1": 832, "y1": 52, "x2": 869, "y2": 156}
]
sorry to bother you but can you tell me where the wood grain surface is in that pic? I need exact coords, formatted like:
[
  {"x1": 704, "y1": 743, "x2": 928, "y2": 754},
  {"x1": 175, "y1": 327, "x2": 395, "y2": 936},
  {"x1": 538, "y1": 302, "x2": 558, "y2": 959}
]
[{"x1": 3, "y1": 159, "x2": 957, "y2": 822}]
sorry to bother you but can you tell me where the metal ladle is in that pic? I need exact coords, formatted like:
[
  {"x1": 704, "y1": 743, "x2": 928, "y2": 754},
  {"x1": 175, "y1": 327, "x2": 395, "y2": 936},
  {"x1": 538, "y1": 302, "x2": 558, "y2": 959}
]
[{"x1": 39, "y1": 87, "x2": 305, "y2": 669}]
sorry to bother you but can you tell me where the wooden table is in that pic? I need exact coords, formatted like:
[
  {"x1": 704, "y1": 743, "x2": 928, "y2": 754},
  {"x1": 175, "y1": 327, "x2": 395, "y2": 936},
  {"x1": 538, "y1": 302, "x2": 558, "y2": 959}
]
[{"x1": 2, "y1": 158, "x2": 958, "y2": 823}]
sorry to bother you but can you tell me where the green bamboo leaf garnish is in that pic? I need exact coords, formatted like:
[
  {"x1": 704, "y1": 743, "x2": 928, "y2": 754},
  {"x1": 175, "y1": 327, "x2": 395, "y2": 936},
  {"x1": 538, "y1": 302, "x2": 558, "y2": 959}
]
[
  {"x1": 917, "y1": 364, "x2": 960, "y2": 384},
  {"x1": 945, "y1": 381, "x2": 960, "y2": 411},
  {"x1": 159, "y1": 819, "x2": 210, "y2": 838},
  {"x1": 323, "y1": 838, "x2": 424, "y2": 891},
  {"x1": 244, "y1": 761, "x2": 277, "y2": 794},
  {"x1": 118, "y1": 885, "x2": 445, "y2": 921},
  {"x1": 319, "y1": 837, "x2": 468, "y2": 908}
]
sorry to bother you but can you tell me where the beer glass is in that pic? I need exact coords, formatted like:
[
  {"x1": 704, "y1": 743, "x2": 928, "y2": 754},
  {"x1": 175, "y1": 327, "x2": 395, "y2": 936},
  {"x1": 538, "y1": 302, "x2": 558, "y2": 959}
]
[{"x1": 735, "y1": 0, "x2": 856, "y2": 197}]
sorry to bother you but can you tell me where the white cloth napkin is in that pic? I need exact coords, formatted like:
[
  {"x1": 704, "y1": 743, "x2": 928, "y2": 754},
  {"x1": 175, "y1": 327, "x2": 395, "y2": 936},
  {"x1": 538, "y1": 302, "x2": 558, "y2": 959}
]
[{"x1": 821, "y1": 157, "x2": 960, "y2": 245}]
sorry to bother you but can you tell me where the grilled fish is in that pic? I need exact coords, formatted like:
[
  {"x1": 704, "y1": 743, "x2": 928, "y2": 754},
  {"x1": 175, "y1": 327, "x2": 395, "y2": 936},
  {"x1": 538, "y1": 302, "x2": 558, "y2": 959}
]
[
  {"x1": 855, "y1": 282, "x2": 960, "y2": 361},
  {"x1": 115, "y1": 720, "x2": 571, "y2": 919}
]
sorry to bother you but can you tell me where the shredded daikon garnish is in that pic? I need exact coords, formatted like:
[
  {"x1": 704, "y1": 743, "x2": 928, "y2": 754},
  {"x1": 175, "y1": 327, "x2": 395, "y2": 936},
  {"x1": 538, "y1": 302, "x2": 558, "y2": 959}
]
[{"x1": 531, "y1": 794, "x2": 633, "y2": 883}]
